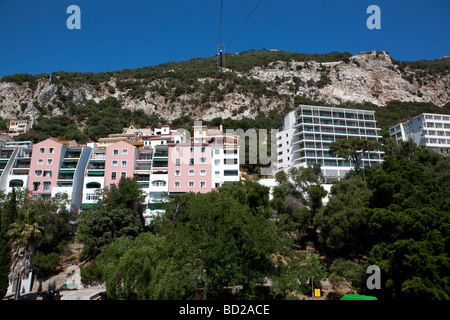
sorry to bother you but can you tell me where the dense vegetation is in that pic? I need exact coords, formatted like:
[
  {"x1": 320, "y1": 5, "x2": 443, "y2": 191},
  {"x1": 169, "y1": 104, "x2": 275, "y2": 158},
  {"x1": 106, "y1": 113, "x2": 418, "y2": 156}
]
[
  {"x1": 73, "y1": 139, "x2": 449, "y2": 300},
  {"x1": 0, "y1": 190, "x2": 74, "y2": 296}
]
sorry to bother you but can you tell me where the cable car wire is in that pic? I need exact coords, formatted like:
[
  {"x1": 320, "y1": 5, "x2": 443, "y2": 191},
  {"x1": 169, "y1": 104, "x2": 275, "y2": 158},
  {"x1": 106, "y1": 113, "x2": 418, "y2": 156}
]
[
  {"x1": 219, "y1": 0, "x2": 224, "y2": 44},
  {"x1": 229, "y1": 0, "x2": 263, "y2": 44}
]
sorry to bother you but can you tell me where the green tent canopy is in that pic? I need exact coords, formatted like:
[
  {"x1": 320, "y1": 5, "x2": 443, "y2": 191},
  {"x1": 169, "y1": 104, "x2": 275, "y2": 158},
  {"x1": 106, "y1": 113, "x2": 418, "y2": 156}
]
[{"x1": 340, "y1": 294, "x2": 377, "y2": 300}]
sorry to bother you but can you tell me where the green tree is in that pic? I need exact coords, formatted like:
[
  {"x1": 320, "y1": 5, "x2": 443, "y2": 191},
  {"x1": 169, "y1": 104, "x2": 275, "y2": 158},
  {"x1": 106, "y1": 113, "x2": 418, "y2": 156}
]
[
  {"x1": 158, "y1": 190, "x2": 292, "y2": 299},
  {"x1": 365, "y1": 156, "x2": 450, "y2": 300},
  {"x1": 103, "y1": 178, "x2": 147, "y2": 231},
  {"x1": 329, "y1": 137, "x2": 381, "y2": 169},
  {"x1": 32, "y1": 251, "x2": 61, "y2": 278},
  {"x1": 7, "y1": 208, "x2": 43, "y2": 299},
  {"x1": 314, "y1": 175, "x2": 372, "y2": 249},
  {"x1": 306, "y1": 184, "x2": 327, "y2": 215},
  {"x1": 76, "y1": 207, "x2": 141, "y2": 260},
  {"x1": 272, "y1": 251, "x2": 327, "y2": 299},
  {"x1": 0, "y1": 189, "x2": 18, "y2": 296},
  {"x1": 328, "y1": 259, "x2": 366, "y2": 293}
]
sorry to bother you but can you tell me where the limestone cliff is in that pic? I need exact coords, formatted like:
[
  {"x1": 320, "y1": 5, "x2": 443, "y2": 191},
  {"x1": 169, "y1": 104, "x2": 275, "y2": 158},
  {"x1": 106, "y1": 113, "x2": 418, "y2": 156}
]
[{"x1": 0, "y1": 50, "x2": 448, "y2": 122}]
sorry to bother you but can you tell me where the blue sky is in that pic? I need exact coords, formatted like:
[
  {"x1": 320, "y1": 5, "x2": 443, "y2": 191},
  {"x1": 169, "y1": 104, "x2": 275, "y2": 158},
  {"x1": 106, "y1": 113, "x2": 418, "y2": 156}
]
[{"x1": 0, "y1": 0, "x2": 449, "y2": 76}]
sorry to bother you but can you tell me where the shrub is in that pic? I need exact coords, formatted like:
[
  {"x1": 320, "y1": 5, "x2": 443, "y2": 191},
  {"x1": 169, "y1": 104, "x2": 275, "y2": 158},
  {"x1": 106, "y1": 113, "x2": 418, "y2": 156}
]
[{"x1": 32, "y1": 251, "x2": 61, "y2": 278}]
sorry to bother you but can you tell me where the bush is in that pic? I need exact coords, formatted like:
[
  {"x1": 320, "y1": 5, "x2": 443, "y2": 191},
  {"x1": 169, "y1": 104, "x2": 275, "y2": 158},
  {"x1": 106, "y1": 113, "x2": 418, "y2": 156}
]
[
  {"x1": 32, "y1": 251, "x2": 61, "y2": 278},
  {"x1": 80, "y1": 260, "x2": 103, "y2": 283}
]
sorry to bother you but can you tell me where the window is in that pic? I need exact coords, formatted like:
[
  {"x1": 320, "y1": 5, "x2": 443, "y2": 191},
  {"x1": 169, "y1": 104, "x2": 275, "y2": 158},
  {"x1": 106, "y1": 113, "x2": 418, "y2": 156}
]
[
  {"x1": 47, "y1": 159, "x2": 53, "y2": 165},
  {"x1": 122, "y1": 149, "x2": 128, "y2": 155},
  {"x1": 175, "y1": 147, "x2": 181, "y2": 153},
  {"x1": 121, "y1": 160, "x2": 127, "y2": 167},
  {"x1": 37, "y1": 159, "x2": 43, "y2": 165},
  {"x1": 111, "y1": 172, "x2": 117, "y2": 180},
  {"x1": 215, "y1": 171, "x2": 220, "y2": 177},
  {"x1": 121, "y1": 172, "x2": 126, "y2": 178},
  {"x1": 214, "y1": 159, "x2": 220, "y2": 165},
  {"x1": 152, "y1": 180, "x2": 166, "y2": 187},
  {"x1": 175, "y1": 169, "x2": 181, "y2": 176},
  {"x1": 200, "y1": 157, "x2": 206, "y2": 164},
  {"x1": 224, "y1": 159, "x2": 238, "y2": 165},
  {"x1": 49, "y1": 148, "x2": 54, "y2": 154},
  {"x1": 33, "y1": 182, "x2": 40, "y2": 191},
  {"x1": 200, "y1": 169, "x2": 206, "y2": 176},
  {"x1": 188, "y1": 181, "x2": 194, "y2": 188},
  {"x1": 175, "y1": 158, "x2": 181, "y2": 166},
  {"x1": 86, "y1": 194, "x2": 100, "y2": 201},
  {"x1": 113, "y1": 149, "x2": 119, "y2": 155},
  {"x1": 215, "y1": 183, "x2": 220, "y2": 188},
  {"x1": 39, "y1": 148, "x2": 45, "y2": 154},
  {"x1": 201, "y1": 147, "x2": 206, "y2": 153},
  {"x1": 189, "y1": 158, "x2": 194, "y2": 166},
  {"x1": 190, "y1": 147, "x2": 195, "y2": 153},
  {"x1": 43, "y1": 182, "x2": 51, "y2": 191},
  {"x1": 112, "y1": 160, "x2": 118, "y2": 167},
  {"x1": 174, "y1": 181, "x2": 180, "y2": 188},
  {"x1": 35, "y1": 170, "x2": 42, "y2": 177},
  {"x1": 214, "y1": 149, "x2": 220, "y2": 155},
  {"x1": 43, "y1": 171, "x2": 51, "y2": 177},
  {"x1": 189, "y1": 169, "x2": 195, "y2": 176},
  {"x1": 200, "y1": 181, "x2": 206, "y2": 188}
]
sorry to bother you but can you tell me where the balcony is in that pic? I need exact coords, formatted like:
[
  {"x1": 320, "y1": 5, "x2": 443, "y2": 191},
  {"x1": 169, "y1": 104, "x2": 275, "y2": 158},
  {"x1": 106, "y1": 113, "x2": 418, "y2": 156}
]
[
  {"x1": 87, "y1": 163, "x2": 105, "y2": 170},
  {"x1": 11, "y1": 169, "x2": 29, "y2": 175},
  {"x1": 90, "y1": 154, "x2": 106, "y2": 160},
  {"x1": 58, "y1": 173, "x2": 75, "y2": 180},
  {"x1": 135, "y1": 165, "x2": 152, "y2": 171},
  {"x1": 0, "y1": 152, "x2": 12, "y2": 159},
  {"x1": 65, "y1": 151, "x2": 81, "y2": 159},
  {"x1": 87, "y1": 170, "x2": 104, "y2": 177}
]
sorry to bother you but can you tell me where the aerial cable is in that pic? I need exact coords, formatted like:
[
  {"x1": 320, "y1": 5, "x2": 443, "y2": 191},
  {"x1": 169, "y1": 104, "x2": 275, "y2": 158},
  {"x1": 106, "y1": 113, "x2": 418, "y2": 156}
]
[
  {"x1": 241, "y1": 0, "x2": 273, "y2": 37},
  {"x1": 219, "y1": 0, "x2": 224, "y2": 44},
  {"x1": 229, "y1": 0, "x2": 263, "y2": 44},
  {"x1": 217, "y1": 0, "x2": 225, "y2": 71}
]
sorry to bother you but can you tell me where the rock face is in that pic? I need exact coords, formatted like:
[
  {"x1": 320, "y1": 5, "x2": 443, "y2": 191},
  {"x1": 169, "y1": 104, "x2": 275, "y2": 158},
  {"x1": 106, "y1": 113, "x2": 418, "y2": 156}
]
[{"x1": 0, "y1": 50, "x2": 448, "y2": 122}]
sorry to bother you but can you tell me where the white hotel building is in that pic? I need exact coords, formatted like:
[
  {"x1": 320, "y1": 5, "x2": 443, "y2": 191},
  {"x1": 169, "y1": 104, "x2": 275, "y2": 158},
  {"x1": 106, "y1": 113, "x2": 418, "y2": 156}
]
[
  {"x1": 276, "y1": 105, "x2": 384, "y2": 181},
  {"x1": 389, "y1": 113, "x2": 450, "y2": 155}
]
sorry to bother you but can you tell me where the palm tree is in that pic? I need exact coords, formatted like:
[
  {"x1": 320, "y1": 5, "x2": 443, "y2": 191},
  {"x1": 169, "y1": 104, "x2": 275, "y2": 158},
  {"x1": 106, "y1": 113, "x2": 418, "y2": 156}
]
[{"x1": 6, "y1": 208, "x2": 43, "y2": 299}]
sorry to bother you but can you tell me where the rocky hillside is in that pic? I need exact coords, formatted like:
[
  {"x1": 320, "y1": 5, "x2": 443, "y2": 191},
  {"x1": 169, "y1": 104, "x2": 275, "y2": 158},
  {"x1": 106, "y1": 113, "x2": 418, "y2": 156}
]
[{"x1": 0, "y1": 50, "x2": 448, "y2": 124}]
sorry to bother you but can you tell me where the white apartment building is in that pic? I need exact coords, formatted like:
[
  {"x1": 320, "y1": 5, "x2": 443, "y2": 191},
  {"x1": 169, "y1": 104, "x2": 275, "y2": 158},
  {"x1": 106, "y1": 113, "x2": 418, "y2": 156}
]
[
  {"x1": 389, "y1": 113, "x2": 450, "y2": 155},
  {"x1": 193, "y1": 124, "x2": 240, "y2": 188},
  {"x1": 8, "y1": 119, "x2": 35, "y2": 136},
  {"x1": 277, "y1": 105, "x2": 384, "y2": 181},
  {"x1": 81, "y1": 143, "x2": 106, "y2": 209}
]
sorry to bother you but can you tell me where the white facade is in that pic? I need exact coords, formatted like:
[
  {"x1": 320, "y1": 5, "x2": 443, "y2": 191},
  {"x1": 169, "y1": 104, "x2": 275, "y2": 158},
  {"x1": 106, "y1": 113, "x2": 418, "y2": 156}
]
[
  {"x1": 389, "y1": 113, "x2": 450, "y2": 155},
  {"x1": 277, "y1": 105, "x2": 384, "y2": 180},
  {"x1": 81, "y1": 145, "x2": 106, "y2": 209},
  {"x1": 8, "y1": 119, "x2": 34, "y2": 136},
  {"x1": 192, "y1": 125, "x2": 240, "y2": 188},
  {"x1": 211, "y1": 144, "x2": 240, "y2": 188}
]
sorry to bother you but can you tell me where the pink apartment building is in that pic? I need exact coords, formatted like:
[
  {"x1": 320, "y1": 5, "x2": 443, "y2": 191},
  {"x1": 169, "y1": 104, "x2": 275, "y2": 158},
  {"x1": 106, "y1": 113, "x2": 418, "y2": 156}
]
[
  {"x1": 104, "y1": 141, "x2": 137, "y2": 189},
  {"x1": 168, "y1": 143, "x2": 212, "y2": 194},
  {"x1": 28, "y1": 139, "x2": 65, "y2": 200}
]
